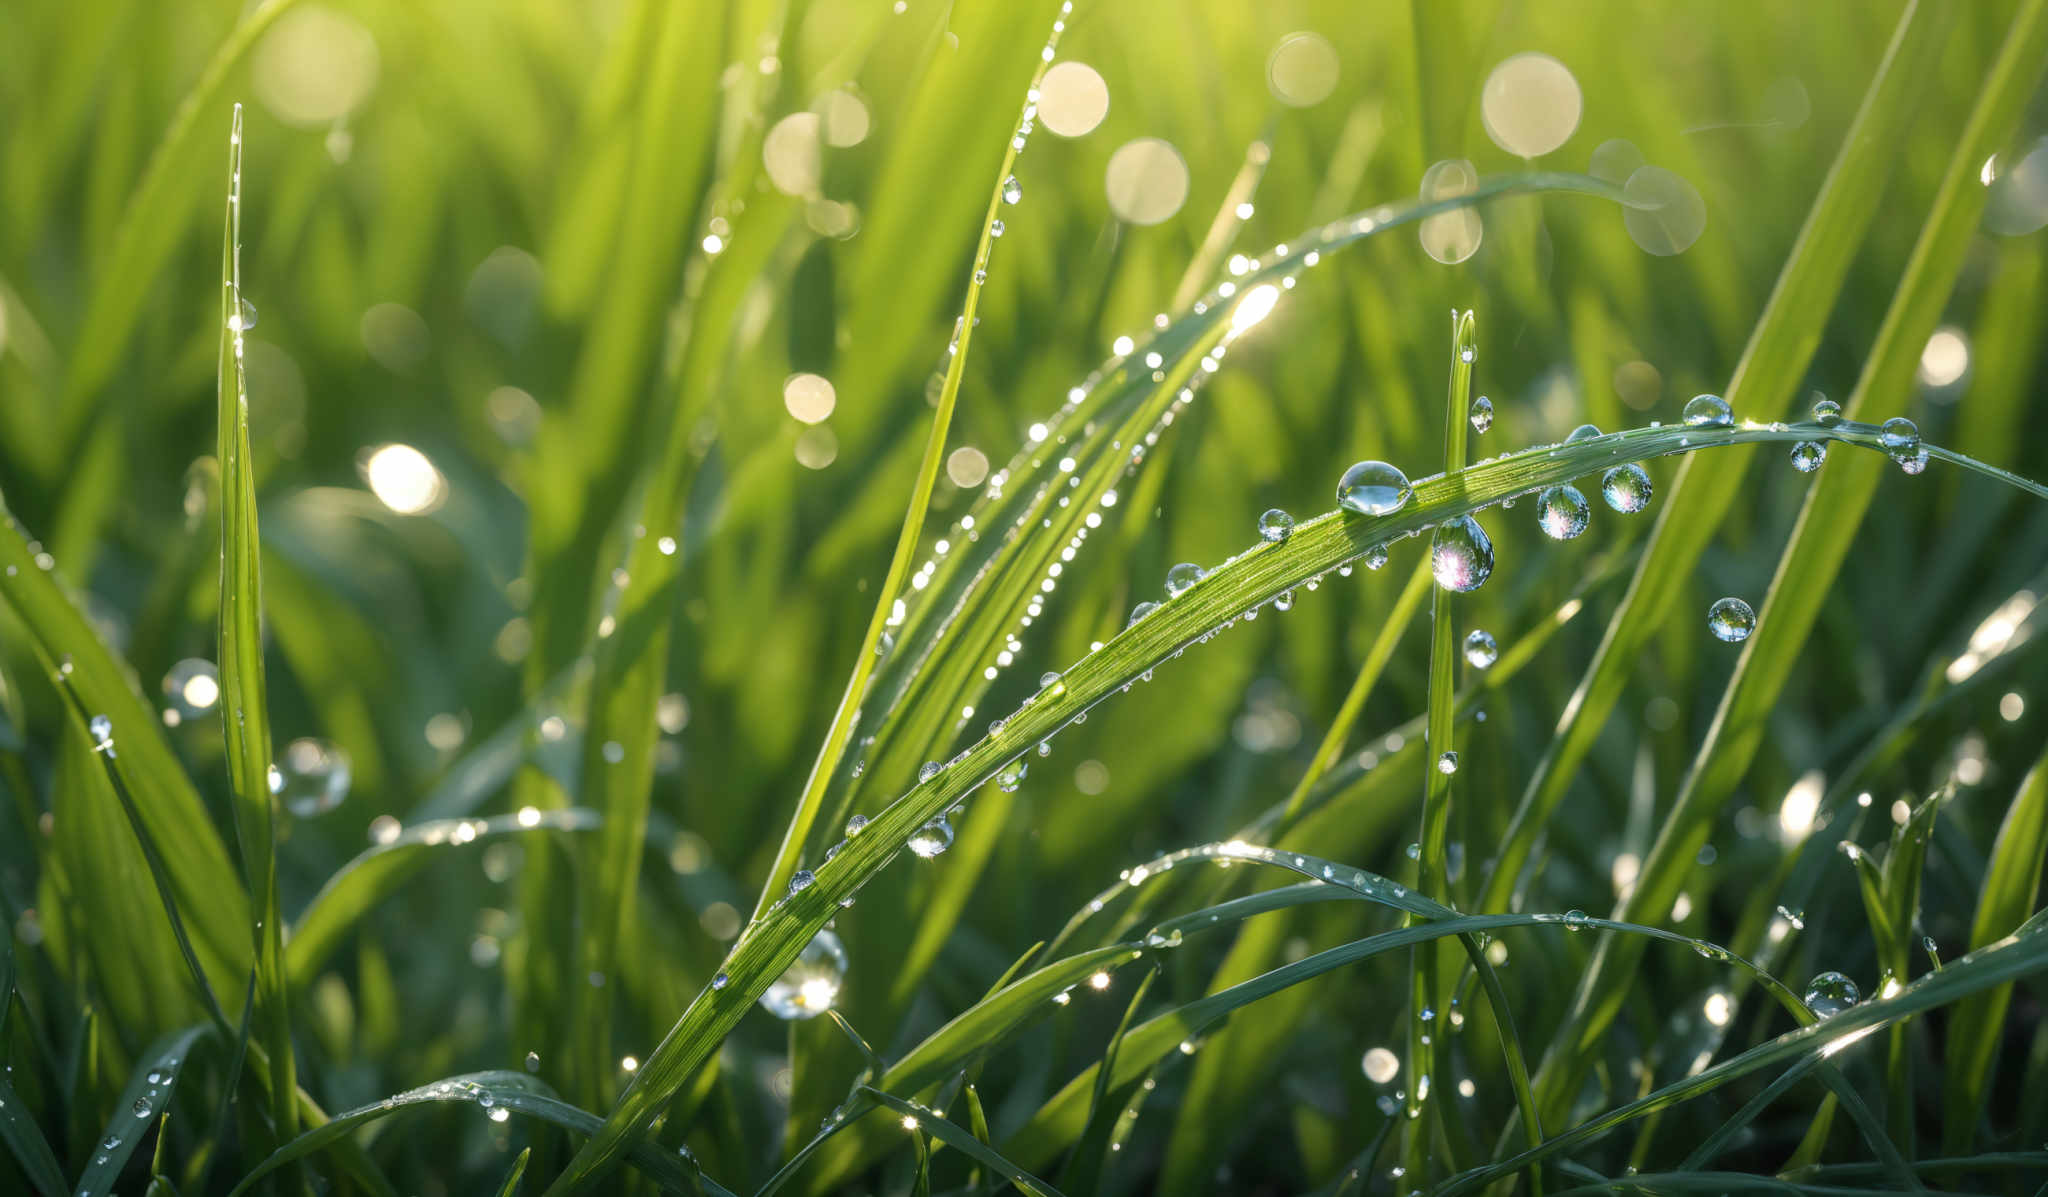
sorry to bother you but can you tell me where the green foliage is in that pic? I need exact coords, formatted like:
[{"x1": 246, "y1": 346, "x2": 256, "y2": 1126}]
[{"x1": 2, "y1": 0, "x2": 2046, "y2": 1194}]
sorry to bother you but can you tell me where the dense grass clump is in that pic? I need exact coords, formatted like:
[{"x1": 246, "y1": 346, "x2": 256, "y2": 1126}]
[{"x1": 3, "y1": 1, "x2": 2048, "y2": 1194}]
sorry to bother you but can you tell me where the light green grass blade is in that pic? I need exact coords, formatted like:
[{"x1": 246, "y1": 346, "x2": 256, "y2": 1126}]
[
  {"x1": 1521, "y1": 0, "x2": 2048, "y2": 1126},
  {"x1": 225, "y1": 1071, "x2": 722, "y2": 1197},
  {"x1": 72, "y1": 1025, "x2": 208, "y2": 1197},
  {"x1": 1943, "y1": 747, "x2": 2048, "y2": 1151},
  {"x1": 286, "y1": 808, "x2": 601, "y2": 985},
  {"x1": 212, "y1": 103, "x2": 294, "y2": 1144},
  {"x1": 1479, "y1": 0, "x2": 1955, "y2": 930},
  {"x1": 495, "y1": 1148, "x2": 532, "y2": 1197}
]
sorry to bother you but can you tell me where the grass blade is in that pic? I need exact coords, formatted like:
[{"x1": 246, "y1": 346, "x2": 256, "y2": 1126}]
[
  {"x1": 858, "y1": 1087, "x2": 1066, "y2": 1197},
  {"x1": 1943, "y1": 747, "x2": 2048, "y2": 1151},
  {"x1": 71, "y1": 1025, "x2": 208, "y2": 1197},
  {"x1": 212, "y1": 103, "x2": 294, "y2": 1143},
  {"x1": 0, "y1": 1074, "x2": 66, "y2": 1197}
]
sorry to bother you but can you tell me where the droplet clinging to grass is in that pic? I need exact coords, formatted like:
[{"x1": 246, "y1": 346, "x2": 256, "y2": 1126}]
[
  {"x1": 1468, "y1": 395, "x2": 1494, "y2": 433},
  {"x1": 909, "y1": 817, "x2": 955, "y2": 858},
  {"x1": 1791, "y1": 441, "x2": 1826, "y2": 472},
  {"x1": 759, "y1": 929, "x2": 847, "y2": 1020},
  {"x1": 1600, "y1": 464, "x2": 1653, "y2": 513},
  {"x1": 1336, "y1": 461, "x2": 1413, "y2": 516},
  {"x1": 1707, "y1": 597, "x2": 1756, "y2": 643},
  {"x1": 1463, "y1": 629, "x2": 1498, "y2": 669},
  {"x1": 1536, "y1": 485, "x2": 1590, "y2": 540},
  {"x1": 1430, "y1": 516, "x2": 1494, "y2": 593},
  {"x1": 1258, "y1": 508, "x2": 1294, "y2": 542},
  {"x1": 1165, "y1": 562, "x2": 1206, "y2": 597},
  {"x1": 1682, "y1": 394, "x2": 1733, "y2": 428},
  {"x1": 1802, "y1": 970, "x2": 1860, "y2": 1017}
]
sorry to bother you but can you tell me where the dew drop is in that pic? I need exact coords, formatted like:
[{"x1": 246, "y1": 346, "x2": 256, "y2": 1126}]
[
  {"x1": 1258, "y1": 508, "x2": 1294, "y2": 543},
  {"x1": 991, "y1": 219, "x2": 1005, "y2": 237},
  {"x1": 1802, "y1": 970, "x2": 1860, "y2": 1017},
  {"x1": 1001, "y1": 175, "x2": 1022, "y2": 204},
  {"x1": 133, "y1": 1097, "x2": 153, "y2": 1119},
  {"x1": 525, "y1": 1051, "x2": 540, "y2": 1073},
  {"x1": 788, "y1": 869, "x2": 816, "y2": 895},
  {"x1": 1463, "y1": 629, "x2": 1498, "y2": 669},
  {"x1": 89, "y1": 714, "x2": 113, "y2": 750},
  {"x1": 1707, "y1": 597, "x2": 1755, "y2": 643},
  {"x1": 918, "y1": 761, "x2": 941, "y2": 782},
  {"x1": 759, "y1": 929, "x2": 848, "y2": 1020},
  {"x1": 1898, "y1": 446, "x2": 1929, "y2": 475},
  {"x1": 1337, "y1": 461, "x2": 1413, "y2": 516},
  {"x1": 1536, "y1": 485, "x2": 1590, "y2": 540},
  {"x1": 712, "y1": 972, "x2": 729, "y2": 989},
  {"x1": 1601, "y1": 464, "x2": 1653, "y2": 513},
  {"x1": 997, "y1": 760, "x2": 1028, "y2": 792},
  {"x1": 1790, "y1": 441, "x2": 1826, "y2": 472},
  {"x1": 1565, "y1": 423, "x2": 1602, "y2": 443},
  {"x1": 1878, "y1": 417, "x2": 1920, "y2": 458},
  {"x1": 1812, "y1": 398, "x2": 1842, "y2": 425},
  {"x1": 1363, "y1": 543, "x2": 1389, "y2": 570},
  {"x1": 1273, "y1": 590, "x2": 1294, "y2": 612},
  {"x1": 1562, "y1": 909, "x2": 1589, "y2": 930},
  {"x1": 1468, "y1": 396, "x2": 1494, "y2": 434},
  {"x1": 909, "y1": 817, "x2": 955, "y2": 858},
  {"x1": 1437, "y1": 751, "x2": 1459, "y2": 775},
  {"x1": 1682, "y1": 394, "x2": 1733, "y2": 428},
  {"x1": 1430, "y1": 516, "x2": 1493, "y2": 593},
  {"x1": 1127, "y1": 601, "x2": 1159, "y2": 627},
  {"x1": 846, "y1": 813, "x2": 869, "y2": 836},
  {"x1": 1165, "y1": 562, "x2": 1206, "y2": 597},
  {"x1": 274, "y1": 737, "x2": 352, "y2": 817}
]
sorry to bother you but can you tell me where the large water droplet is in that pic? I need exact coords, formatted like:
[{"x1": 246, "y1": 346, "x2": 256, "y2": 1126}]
[
  {"x1": 788, "y1": 869, "x2": 816, "y2": 895},
  {"x1": 1802, "y1": 970, "x2": 1860, "y2": 1017},
  {"x1": 1337, "y1": 461, "x2": 1413, "y2": 516},
  {"x1": 846, "y1": 814, "x2": 869, "y2": 836},
  {"x1": 1878, "y1": 417, "x2": 1920, "y2": 458},
  {"x1": 275, "y1": 738, "x2": 352, "y2": 817},
  {"x1": 1707, "y1": 597, "x2": 1755, "y2": 643},
  {"x1": 1565, "y1": 423, "x2": 1602, "y2": 443},
  {"x1": 1562, "y1": 909, "x2": 1589, "y2": 930},
  {"x1": 1601, "y1": 464, "x2": 1653, "y2": 513},
  {"x1": 1258, "y1": 509, "x2": 1294, "y2": 543},
  {"x1": 1811, "y1": 398, "x2": 1842, "y2": 425},
  {"x1": 1430, "y1": 517, "x2": 1493, "y2": 593},
  {"x1": 1463, "y1": 629, "x2": 1498, "y2": 669},
  {"x1": 1437, "y1": 751, "x2": 1459, "y2": 775},
  {"x1": 1536, "y1": 485, "x2": 1590, "y2": 540},
  {"x1": 1001, "y1": 175, "x2": 1022, "y2": 204},
  {"x1": 1682, "y1": 394, "x2": 1733, "y2": 428},
  {"x1": 1790, "y1": 442, "x2": 1826, "y2": 472},
  {"x1": 760, "y1": 929, "x2": 848, "y2": 1020},
  {"x1": 89, "y1": 714, "x2": 113, "y2": 749},
  {"x1": 997, "y1": 760, "x2": 1028, "y2": 792},
  {"x1": 909, "y1": 817, "x2": 955, "y2": 858},
  {"x1": 1127, "y1": 601, "x2": 1159, "y2": 627},
  {"x1": 1363, "y1": 543, "x2": 1389, "y2": 570},
  {"x1": 918, "y1": 761, "x2": 941, "y2": 782},
  {"x1": 1468, "y1": 396, "x2": 1494, "y2": 434},
  {"x1": 1165, "y1": 562, "x2": 1206, "y2": 597},
  {"x1": 1898, "y1": 446, "x2": 1930, "y2": 475},
  {"x1": 132, "y1": 1097, "x2": 153, "y2": 1119}
]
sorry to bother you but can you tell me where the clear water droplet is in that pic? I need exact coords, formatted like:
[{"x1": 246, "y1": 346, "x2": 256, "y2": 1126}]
[
  {"x1": 1812, "y1": 398, "x2": 1842, "y2": 425},
  {"x1": 132, "y1": 1097, "x2": 153, "y2": 1119},
  {"x1": 1127, "y1": 601, "x2": 1159, "y2": 627},
  {"x1": 1258, "y1": 509, "x2": 1294, "y2": 542},
  {"x1": 846, "y1": 814, "x2": 869, "y2": 836},
  {"x1": 1468, "y1": 396, "x2": 1494, "y2": 434},
  {"x1": 712, "y1": 971, "x2": 729, "y2": 989},
  {"x1": 1536, "y1": 485, "x2": 1590, "y2": 540},
  {"x1": 909, "y1": 817, "x2": 955, "y2": 858},
  {"x1": 1802, "y1": 970, "x2": 1860, "y2": 1017},
  {"x1": 1707, "y1": 597, "x2": 1755, "y2": 643},
  {"x1": 1430, "y1": 516, "x2": 1493, "y2": 593},
  {"x1": 1562, "y1": 909, "x2": 1589, "y2": 930},
  {"x1": 788, "y1": 869, "x2": 816, "y2": 895},
  {"x1": 1565, "y1": 423, "x2": 1602, "y2": 443},
  {"x1": 1405, "y1": 842, "x2": 1421, "y2": 860},
  {"x1": 1437, "y1": 751, "x2": 1459, "y2": 775},
  {"x1": 760, "y1": 929, "x2": 848, "y2": 1020},
  {"x1": 1337, "y1": 461, "x2": 1413, "y2": 516},
  {"x1": 89, "y1": 714, "x2": 113, "y2": 749},
  {"x1": 990, "y1": 219, "x2": 1005, "y2": 237},
  {"x1": 1001, "y1": 175, "x2": 1022, "y2": 204},
  {"x1": 1790, "y1": 441, "x2": 1826, "y2": 472},
  {"x1": 997, "y1": 760, "x2": 1028, "y2": 792},
  {"x1": 489, "y1": 1106, "x2": 510, "y2": 1123},
  {"x1": 275, "y1": 737, "x2": 352, "y2": 817},
  {"x1": 1682, "y1": 394, "x2": 1733, "y2": 428},
  {"x1": 918, "y1": 761, "x2": 941, "y2": 782},
  {"x1": 525, "y1": 1051, "x2": 540, "y2": 1072},
  {"x1": 1165, "y1": 562, "x2": 1206, "y2": 597},
  {"x1": 1273, "y1": 590, "x2": 1294, "y2": 612},
  {"x1": 1363, "y1": 543, "x2": 1389, "y2": 570},
  {"x1": 1600, "y1": 464, "x2": 1652, "y2": 513},
  {"x1": 1879, "y1": 417, "x2": 1920, "y2": 458},
  {"x1": 1463, "y1": 629, "x2": 1498, "y2": 669},
  {"x1": 1898, "y1": 446, "x2": 1929, "y2": 475}
]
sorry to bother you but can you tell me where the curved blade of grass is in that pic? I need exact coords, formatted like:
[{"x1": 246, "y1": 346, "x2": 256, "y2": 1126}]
[
  {"x1": 1521, "y1": 0, "x2": 2048, "y2": 1127},
  {"x1": 1438, "y1": 916, "x2": 2048, "y2": 1195},
  {"x1": 0, "y1": 1075, "x2": 66, "y2": 1197},
  {"x1": 560, "y1": 412, "x2": 2045, "y2": 1191},
  {"x1": 1943, "y1": 747, "x2": 2048, "y2": 1151},
  {"x1": 226, "y1": 1072, "x2": 721, "y2": 1197},
  {"x1": 1404, "y1": 308, "x2": 1475, "y2": 1179},
  {"x1": 857, "y1": 1087, "x2": 1065, "y2": 1197},
  {"x1": 72, "y1": 1025, "x2": 208, "y2": 1197},
  {"x1": 495, "y1": 1148, "x2": 532, "y2": 1197},
  {"x1": 1059, "y1": 969, "x2": 1155, "y2": 1194},
  {"x1": 751, "y1": 5, "x2": 1075, "y2": 920},
  {"x1": 213, "y1": 103, "x2": 293, "y2": 1143},
  {"x1": 286, "y1": 808, "x2": 602, "y2": 985},
  {"x1": 1478, "y1": 0, "x2": 1955, "y2": 944}
]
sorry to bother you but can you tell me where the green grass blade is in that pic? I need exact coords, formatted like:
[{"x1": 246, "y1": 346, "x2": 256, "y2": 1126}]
[
  {"x1": 1520, "y1": 0, "x2": 2048, "y2": 1126},
  {"x1": 1943, "y1": 747, "x2": 2048, "y2": 1151},
  {"x1": 1479, "y1": 0, "x2": 1955, "y2": 928},
  {"x1": 858, "y1": 1087, "x2": 1066, "y2": 1197},
  {"x1": 212, "y1": 103, "x2": 293, "y2": 1144},
  {"x1": 1058, "y1": 968, "x2": 1155, "y2": 1194},
  {"x1": 750, "y1": 7, "x2": 1074, "y2": 921},
  {"x1": 0, "y1": 1074, "x2": 66, "y2": 1197},
  {"x1": 495, "y1": 1148, "x2": 532, "y2": 1197},
  {"x1": 225, "y1": 1071, "x2": 721, "y2": 1197},
  {"x1": 72, "y1": 1025, "x2": 208, "y2": 1197},
  {"x1": 286, "y1": 808, "x2": 601, "y2": 985}
]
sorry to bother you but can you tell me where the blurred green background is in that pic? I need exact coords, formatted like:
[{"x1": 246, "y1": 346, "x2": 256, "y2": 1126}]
[{"x1": 3, "y1": 0, "x2": 2047, "y2": 1192}]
